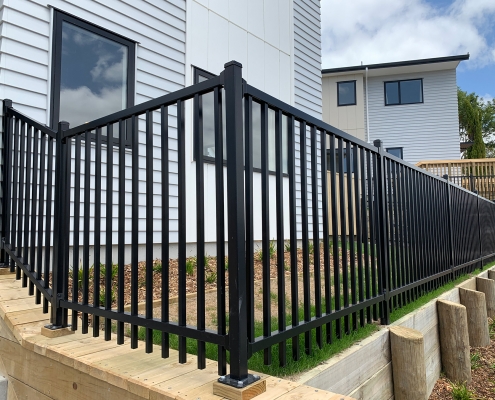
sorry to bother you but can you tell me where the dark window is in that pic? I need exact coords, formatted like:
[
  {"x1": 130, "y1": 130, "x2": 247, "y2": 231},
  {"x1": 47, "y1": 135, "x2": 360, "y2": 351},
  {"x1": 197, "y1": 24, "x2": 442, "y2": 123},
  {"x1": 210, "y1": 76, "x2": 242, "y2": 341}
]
[
  {"x1": 387, "y1": 147, "x2": 403, "y2": 159},
  {"x1": 193, "y1": 67, "x2": 288, "y2": 173},
  {"x1": 337, "y1": 81, "x2": 357, "y2": 106},
  {"x1": 384, "y1": 79, "x2": 423, "y2": 106},
  {"x1": 326, "y1": 148, "x2": 354, "y2": 173},
  {"x1": 50, "y1": 10, "x2": 135, "y2": 141}
]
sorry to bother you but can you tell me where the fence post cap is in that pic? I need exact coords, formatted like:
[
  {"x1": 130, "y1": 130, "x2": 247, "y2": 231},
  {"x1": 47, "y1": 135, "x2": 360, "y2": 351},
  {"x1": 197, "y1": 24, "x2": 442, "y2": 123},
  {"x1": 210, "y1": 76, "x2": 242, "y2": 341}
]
[
  {"x1": 224, "y1": 60, "x2": 243, "y2": 68},
  {"x1": 373, "y1": 139, "x2": 383, "y2": 148},
  {"x1": 3, "y1": 99, "x2": 13, "y2": 108},
  {"x1": 443, "y1": 174, "x2": 449, "y2": 180},
  {"x1": 58, "y1": 121, "x2": 70, "y2": 130}
]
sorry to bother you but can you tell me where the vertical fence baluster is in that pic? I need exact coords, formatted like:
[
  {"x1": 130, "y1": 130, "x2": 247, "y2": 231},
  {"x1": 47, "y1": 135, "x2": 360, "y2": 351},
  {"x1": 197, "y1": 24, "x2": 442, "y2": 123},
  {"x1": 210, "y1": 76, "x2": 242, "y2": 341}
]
[
  {"x1": 93, "y1": 127, "x2": 102, "y2": 337},
  {"x1": 105, "y1": 124, "x2": 114, "y2": 341},
  {"x1": 36, "y1": 131, "x2": 46, "y2": 306},
  {"x1": 160, "y1": 107, "x2": 170, "y2": 358},
  {"x1": 373, "y1": 140, "x2": 390, "y2": 325},
  {"x1": 82, "y1": 130, "x2": 91, "y2": 333},
  {"x1": 329, "y1": 136, "x2": 341, "y2": 337},
  {"x1": 386, "y1": 160, "x2": 396, "y2": 310},
  {"x1": 14, "y1": 120, "x2": 24, "y2": 279},
  {"x1": 346, "y1": 141, "x2": 356, "y2": 330},
  {"x1": 28, "y1": 128, "x2": 38, "y2": 296},
  {"x1": 261, "y1": 102, "x2": 271, "y2": 364},
  {"x1": 288, "y1": 116, "x2": 300, "y2": 357},
  {"x1": 145, "y1": 111, "x2": 154, "y2": 354},
  {"x1": 275, "y1": 109, "x2": 287, "y2": 364},
  {"x1": 177, "y1": 100, "x2": 187, "y2": 363},
  {"x1": 72, "y1": 135, "x2": 81, "y2": 329},
  {"x1": 311, "y1": 125, "x2": 322, "y2": 347},
  {"x1": 131, "y1": 115, "x2": 139, "y2": 349},
  {"x1": 353, "y1": 145, "x2": 364, "y2": 327},
  {"x1": 193, "y1": 95, "x2": 205, "y2": 367},
  {"x1": 338, "y1": 138, "x2": 349, "y2": 333},
  {"x1": 360, "y1": 148, "x2": 371, "y2": 323},
  {"x1": 367, "y1": 151, "x2": 377, "y2": 320},
  {"x1": 44, "y1": 134, "x2": 54, "y2": 314},
  {"x1": 214, "y1": 89, "x2": 226, "y2": 374},
  {"x1": 117, "y1": 119, "x2": 125, "y2": 344},
  {"x1": 244, "y1": 94, "x2": 255, "y2": 354},
  {"x1": 320, "y1": 130, "x2": 332, "y2": 343},
  {"x1": 300, "y1": 122, "x2": 312, "y2": 353},
  {"x1": 22, "y1": 124, "x2": 32, "y2": 288}
]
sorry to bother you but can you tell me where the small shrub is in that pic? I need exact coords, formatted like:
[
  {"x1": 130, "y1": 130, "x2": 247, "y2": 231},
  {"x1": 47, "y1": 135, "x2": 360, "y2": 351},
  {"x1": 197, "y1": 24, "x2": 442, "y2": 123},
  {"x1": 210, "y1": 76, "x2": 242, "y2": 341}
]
[
  {"x1": 101, "y1": 263, "x2": 118, "y2": 280},
  {"x1": 99, "y1": 288, "x2": 116, "y2": 306},
  {"x1": 256, "y1": 250, "x2": 263, "y2": 262},
  {"x1": 450, "y1": 381, "x2": 475, "y2": 400},
  {"x1": 471, "y1": 352, "x2": 481, "y2": 370},
  {"x1": 308, "y1": 241, "x2": 314, "y2": 255},
  {"x1": 225, "y1": 259, "x2": 229, "y2": 271},
  {"x1": 153, "y1": 262, "x2": 162, "y2": 273},
  {"x1": 284, "y1": 242, "x2": 291, "y2": 252},
  {"x1": 206, "y1": 272, "x2": 217, "y2": 284},
  {"x1": 284, "y1": 262, "x2": 290, "y2": 271},
  {"x1": 204, "y1": 256, "x2": 209, "y2": 267},
  {"x1": 269, "y1": 241, "x2": 276, "y2": 258},
  {"x1": 186, "y1": 259, "x2": 195, "y2": 276}
]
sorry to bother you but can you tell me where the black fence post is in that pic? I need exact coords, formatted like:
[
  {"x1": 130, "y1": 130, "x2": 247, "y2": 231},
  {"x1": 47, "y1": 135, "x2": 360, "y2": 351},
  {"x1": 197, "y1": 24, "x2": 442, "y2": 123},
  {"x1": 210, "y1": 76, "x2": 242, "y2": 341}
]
[
  {"x1": 443, "y1": 175, "x2": 455, "y2": 281},
  {"x1": 475, "y1": 190, "x2": 483, "y2": 269},
  {"x1": 1, "y1": 99, "x2": 13, "y2": 267},
  {"x1": 49, "y1": 121, "x2": 70, "y2": 328},
  {"x1": 220, "y1": 61, "x2": 259, "y2": 388},
  {"x1": 373, "y1": 139, "x2": 390, "y2": 325}
]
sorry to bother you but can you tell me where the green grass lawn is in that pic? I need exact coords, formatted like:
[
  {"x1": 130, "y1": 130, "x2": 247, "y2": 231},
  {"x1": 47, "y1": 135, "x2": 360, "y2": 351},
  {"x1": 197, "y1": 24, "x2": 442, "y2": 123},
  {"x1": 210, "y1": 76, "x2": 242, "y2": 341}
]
[{"x1": 130, "y1": 260, "x2": 495, "y2": 378}]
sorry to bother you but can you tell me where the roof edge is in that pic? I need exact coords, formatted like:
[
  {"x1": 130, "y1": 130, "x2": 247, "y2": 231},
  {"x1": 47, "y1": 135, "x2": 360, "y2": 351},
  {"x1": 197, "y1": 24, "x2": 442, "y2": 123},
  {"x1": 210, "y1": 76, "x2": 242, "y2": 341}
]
[{"x1": 322, "y1": 54, "x2": 470, "y2": 75}]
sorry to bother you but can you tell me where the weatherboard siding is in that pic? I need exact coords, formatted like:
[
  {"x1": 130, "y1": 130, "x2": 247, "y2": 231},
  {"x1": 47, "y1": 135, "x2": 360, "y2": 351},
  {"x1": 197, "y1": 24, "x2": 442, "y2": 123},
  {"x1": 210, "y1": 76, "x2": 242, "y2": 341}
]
[
  {"x1": 293, "y1": 0, "x2": 322, "y2": 119},
  {"x1": 367, "y1": 69, "x2": 460, "y2": 164},
  {"x1": 0, "y1": 0, "x2": 186, "y2": 257}
]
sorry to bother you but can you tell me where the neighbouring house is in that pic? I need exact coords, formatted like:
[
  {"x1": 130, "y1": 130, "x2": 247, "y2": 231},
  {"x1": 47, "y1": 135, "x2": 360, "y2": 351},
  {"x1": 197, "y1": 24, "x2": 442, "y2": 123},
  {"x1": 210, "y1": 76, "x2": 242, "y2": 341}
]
[
  {"x1": 0, "y1": 0, "x2": 322, "y2": 262},
  {"x1": 321, "y1": 55, "x2": 469, "y2": 164}
]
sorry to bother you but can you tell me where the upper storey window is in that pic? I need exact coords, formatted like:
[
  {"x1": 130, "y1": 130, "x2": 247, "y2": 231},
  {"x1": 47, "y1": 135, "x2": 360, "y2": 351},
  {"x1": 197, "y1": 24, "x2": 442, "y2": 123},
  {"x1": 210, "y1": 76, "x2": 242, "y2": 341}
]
[
  {"x1": 385, "y1": 79, "x2": 423, "y2": 106},
  {"x1": 50, "y1": 10, "x2": 135, "y2": 130},
  {"x1": 337, "y1": 81, "x2": 356, "y2": 106}
]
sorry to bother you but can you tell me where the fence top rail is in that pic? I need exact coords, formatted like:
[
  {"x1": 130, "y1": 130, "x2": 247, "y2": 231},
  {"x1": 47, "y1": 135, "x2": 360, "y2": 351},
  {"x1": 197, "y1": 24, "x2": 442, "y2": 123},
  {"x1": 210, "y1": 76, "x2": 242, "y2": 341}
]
[
  {"x1": 5, "y1": 106, "x2": 57, "y2": 139},
  {"x1": 63, "y1": 74, "x2": 224, "y2": 139},
  {"x1": 244, "y1": 82, "x2": 464, "y2": 186},
  {"x1": 417, "y1": 158, "x2": 495, "y2": 167},
  {"x1": 244, "y1": 82, "x2": 379, "y2": 153}
]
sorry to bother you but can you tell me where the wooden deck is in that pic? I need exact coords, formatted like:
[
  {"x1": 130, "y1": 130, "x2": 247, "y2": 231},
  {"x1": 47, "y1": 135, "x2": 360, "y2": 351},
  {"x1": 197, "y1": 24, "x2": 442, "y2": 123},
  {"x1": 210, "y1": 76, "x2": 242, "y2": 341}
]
[{"x1": 0, "y1": 272, "x2": 353, "y2": 400}]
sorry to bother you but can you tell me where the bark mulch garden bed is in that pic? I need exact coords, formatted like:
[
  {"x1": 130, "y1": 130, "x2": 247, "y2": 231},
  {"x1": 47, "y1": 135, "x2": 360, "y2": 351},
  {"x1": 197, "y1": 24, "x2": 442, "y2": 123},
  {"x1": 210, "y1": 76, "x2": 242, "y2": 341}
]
[
  {"x1": 430, "y1": 319, "x2": 495, "y2": 400},
  {"x1": 66, "y1": 243, "x2": 353, "y2": 310}
]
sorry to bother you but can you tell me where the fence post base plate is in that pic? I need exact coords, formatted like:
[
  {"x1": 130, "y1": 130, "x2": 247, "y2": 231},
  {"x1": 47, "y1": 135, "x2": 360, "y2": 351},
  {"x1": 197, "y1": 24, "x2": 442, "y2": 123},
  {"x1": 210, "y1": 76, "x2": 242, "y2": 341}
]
[
  {"x1": 213, "y1": 375, "x2": 265, "y2": 400},
  {"x1": 41, "y1": 324, "x2": 75, "y2": 338}
]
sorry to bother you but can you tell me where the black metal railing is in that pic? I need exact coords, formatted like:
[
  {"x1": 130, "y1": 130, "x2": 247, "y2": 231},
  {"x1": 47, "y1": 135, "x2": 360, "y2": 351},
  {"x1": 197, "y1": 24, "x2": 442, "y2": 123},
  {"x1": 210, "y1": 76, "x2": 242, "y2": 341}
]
[{"x1": 1, "y1": 61, "x2": 495, "y2": 388}]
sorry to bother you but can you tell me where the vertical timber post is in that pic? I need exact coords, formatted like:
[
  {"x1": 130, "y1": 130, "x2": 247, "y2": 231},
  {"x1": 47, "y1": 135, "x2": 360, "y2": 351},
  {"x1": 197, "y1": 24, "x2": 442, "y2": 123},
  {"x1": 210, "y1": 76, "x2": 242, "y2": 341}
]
[
  {"x1": 219, "y1": 61, "x2": 260, "y2": 389},
  {"x1": 443, "y1": 175, "x2": 455, "y2": 281},
  {"x1": 49, "y1": 121, "x2": 70, "y2": 328},
  {"x1": 373, "y1": 139, "x2": 390, "y2": 325}
]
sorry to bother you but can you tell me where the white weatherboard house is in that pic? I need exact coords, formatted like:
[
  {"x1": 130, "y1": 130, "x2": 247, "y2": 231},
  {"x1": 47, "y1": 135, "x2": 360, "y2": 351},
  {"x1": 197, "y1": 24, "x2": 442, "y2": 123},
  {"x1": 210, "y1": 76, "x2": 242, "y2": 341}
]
[
  {"x1": 0, "y1": 0, "x2": 322, "y2": 261},
  {"x1": 321, "y1": 55, "x2": 469, "y2": 164}
]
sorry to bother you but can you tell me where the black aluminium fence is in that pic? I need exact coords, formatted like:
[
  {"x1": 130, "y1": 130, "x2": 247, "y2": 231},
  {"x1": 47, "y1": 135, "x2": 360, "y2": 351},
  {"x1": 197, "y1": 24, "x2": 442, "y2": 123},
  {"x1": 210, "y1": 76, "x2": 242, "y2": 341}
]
[{"x1": 1, "y1": 61, "x2": 495, "y2": 388}]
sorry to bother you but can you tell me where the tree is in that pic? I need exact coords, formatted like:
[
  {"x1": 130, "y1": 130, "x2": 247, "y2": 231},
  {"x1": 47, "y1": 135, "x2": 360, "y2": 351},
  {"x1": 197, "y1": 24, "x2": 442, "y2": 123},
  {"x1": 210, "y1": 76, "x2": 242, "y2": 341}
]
[{"x1": 458, "y1": 88, "x2": 495, "y2": 158}]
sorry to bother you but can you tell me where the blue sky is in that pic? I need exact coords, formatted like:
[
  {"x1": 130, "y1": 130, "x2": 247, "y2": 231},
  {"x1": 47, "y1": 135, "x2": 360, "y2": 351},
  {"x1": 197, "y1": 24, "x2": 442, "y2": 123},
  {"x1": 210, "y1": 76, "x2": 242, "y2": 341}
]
[{"x1": 321, "y1": 0, "x2": 495, "y2": 102}]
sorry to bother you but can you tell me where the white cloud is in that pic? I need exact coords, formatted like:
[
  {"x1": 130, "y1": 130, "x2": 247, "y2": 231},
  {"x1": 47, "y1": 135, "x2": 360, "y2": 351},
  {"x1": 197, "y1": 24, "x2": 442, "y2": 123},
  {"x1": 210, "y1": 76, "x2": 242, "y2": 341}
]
[
  {"x1": 481, "y1": 93, "x2": 493, "y2": 104},
  {"x1": 321, "y1": 0, "x2": 495, "y2": 68},
  {"x1": 60, "y1": 86, "x2": 125, "y2": 128}
]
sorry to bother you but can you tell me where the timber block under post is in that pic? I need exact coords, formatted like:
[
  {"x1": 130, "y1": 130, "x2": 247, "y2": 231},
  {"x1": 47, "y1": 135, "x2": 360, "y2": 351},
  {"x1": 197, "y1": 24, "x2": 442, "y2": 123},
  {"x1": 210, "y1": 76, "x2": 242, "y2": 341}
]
[
  {"x1": 487, "y1": 270, "x2": 495, "y2": 281},
  {"x1": 437, "y1": 300, "x2": 471, "y2": 384},
  {"x1": 459, "y1": 288, "x2": 490, "y2": 347},
  {"x1": 389, "y1": 326, "x2": 427, "y2": 400},
  {"x1": 476, "y1": 277, "x2": 495, "y2": 318},
  {"x1": 212, "y1": 378, "x2": 267, "y2": 400},
  {"x1": 40, "y1": 325, "x2": 75, "y2": 339}
]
